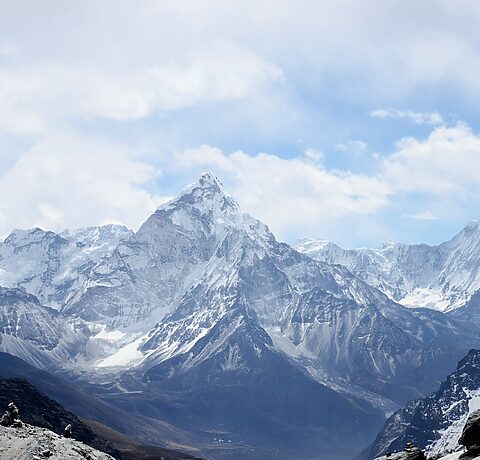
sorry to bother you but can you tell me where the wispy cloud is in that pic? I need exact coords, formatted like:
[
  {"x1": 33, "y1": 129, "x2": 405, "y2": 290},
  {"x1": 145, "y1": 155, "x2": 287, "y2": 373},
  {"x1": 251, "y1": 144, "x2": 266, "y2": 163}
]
[
  {"x1": 0, "y1": 135, "x2": 166, "y2": 237},
  {"x1": 0, "y1": 43, "x2": 283, "y2": 134},
  {"x1": 303, "y1": 148, "x2": 324, "y2": 163},
  {"x1": 370, "y1": 109, "x2": 444, "y2": 126},
  {"x1": 404, "y1": 211, "x2": 438, "y2": 221},
  {"x1": 335, "y1": 140, "x2": 368, "y2": 156}
]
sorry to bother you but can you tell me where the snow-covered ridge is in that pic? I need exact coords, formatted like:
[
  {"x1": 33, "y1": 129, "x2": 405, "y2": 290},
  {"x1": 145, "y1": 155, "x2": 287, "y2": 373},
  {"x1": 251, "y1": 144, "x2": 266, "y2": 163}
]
[
  {"x1": 0, "y1": 223, "x2": 133, "y2": 310},
  {"x1": 294, "y1": 221, "x2": 480, "y2": 313},
  {"x1": 60, "y1": 223, "x2": 132, "y2": 247}
]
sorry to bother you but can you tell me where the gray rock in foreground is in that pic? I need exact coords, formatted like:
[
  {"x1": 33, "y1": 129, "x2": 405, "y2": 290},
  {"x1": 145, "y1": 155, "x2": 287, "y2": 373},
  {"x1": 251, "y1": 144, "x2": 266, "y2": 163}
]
[
  {"x1": 0, "y1": 423, "x2": 115, "y2": 460},
  {"x1": 460, "y1": 409, "x2": 480, "y2": 455}
]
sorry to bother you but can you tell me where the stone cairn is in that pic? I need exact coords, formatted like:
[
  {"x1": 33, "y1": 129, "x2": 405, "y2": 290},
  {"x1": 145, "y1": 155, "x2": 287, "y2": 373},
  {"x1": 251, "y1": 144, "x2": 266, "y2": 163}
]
[
  {"x1": 382, "y1": 442, "x2": 426, "y2": 460},
  {"x1": 0, "y1": 402, "x2": 22, "y2": 428},
  {"x1": 63, "y1": 423, "x2": 72, "y2": 438}
]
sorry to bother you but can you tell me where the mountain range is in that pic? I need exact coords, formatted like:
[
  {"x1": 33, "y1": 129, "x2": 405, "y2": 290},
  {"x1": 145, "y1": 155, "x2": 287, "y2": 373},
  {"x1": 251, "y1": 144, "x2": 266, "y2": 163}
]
[
  {"x1": 294, "y1": 223, "x2": 480, "y2": 314},
  {"x1": 1, "y1": 172, "x2": 480, "y2": 459}
]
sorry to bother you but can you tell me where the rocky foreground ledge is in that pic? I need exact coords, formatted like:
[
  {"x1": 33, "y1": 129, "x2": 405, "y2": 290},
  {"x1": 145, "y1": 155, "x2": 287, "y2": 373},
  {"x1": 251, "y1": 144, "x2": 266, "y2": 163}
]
[{"x1": 0, "y1": 422, "x2": 115, "y2": 460}]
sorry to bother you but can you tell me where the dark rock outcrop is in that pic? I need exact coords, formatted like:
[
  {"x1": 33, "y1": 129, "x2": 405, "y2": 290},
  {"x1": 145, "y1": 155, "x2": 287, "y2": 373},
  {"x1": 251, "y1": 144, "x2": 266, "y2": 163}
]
[
  {"x1": 64, "y1": 423, "x2": 73, "y2": 438},
  {"x1": 0, "y1": 401, "x2": 22, "y2": 427},
  {"x1": 459, "y1": 409, "x2": 480, "y2": 456},
  {"x1": 369, "y1": 349, "x2": 480, "y2": 458}
]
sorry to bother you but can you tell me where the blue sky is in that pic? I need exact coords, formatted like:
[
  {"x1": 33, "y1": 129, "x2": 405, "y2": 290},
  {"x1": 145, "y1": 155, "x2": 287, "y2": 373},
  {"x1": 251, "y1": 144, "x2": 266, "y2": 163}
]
[{"x1": 1, "y1": 0, "x2": 480, "y2": 247}]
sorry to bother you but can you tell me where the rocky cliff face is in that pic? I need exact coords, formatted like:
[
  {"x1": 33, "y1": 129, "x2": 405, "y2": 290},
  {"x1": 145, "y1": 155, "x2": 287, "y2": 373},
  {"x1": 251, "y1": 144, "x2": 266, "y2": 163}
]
[
  {"x1": 370, "y1": 349, "x2": 480, "y2": 459},
  {"x1": 0, "y1": 287, "x2": 88, "y2": 368},
  {"x1": 0, "y1": 225, "x2": 132, "y2": 310},
  {"x1": 373, "y1": 393, "x2": 480, "y2": 460}
]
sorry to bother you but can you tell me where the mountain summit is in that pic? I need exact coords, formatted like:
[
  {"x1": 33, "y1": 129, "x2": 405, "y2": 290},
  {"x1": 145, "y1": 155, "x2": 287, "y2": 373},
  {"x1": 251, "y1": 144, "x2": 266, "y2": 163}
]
[{"x1": 158, "y1": 172, "x2": 240, "y2": 218}]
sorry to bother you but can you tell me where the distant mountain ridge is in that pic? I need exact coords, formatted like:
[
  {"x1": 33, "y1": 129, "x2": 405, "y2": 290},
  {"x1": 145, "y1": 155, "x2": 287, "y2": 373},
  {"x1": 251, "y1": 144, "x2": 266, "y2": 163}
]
[
  {"x1": 0, "y1": 224, "x2": 133, "y2": 311},
  {"x1": 295, "y1": 221, "x2": 480, "y2": 314}
]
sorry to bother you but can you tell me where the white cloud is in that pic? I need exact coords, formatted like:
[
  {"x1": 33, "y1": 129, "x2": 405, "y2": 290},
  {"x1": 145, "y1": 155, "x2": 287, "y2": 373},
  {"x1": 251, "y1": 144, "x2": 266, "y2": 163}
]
[
  {"x1": 303, "y1": 148, "x2": 324, "y2": 163},
  {"x1": 370, "y1": 109, "x2": 444, "y2": 125},
  {"x1": 335, "y1": 140, "x2": 368, "y2": 156},
  {"x1": 1, "y1": 0, "x2": 479, "y2": 136},
  {"x1": 84, "y1": 43, "x2": 283, "y2": 120},
  {"x1": 383, "y1": 123, "x2": 480, "y2": 195},
  {"x1": 2, "y1": 1, "x2": 480, "y2": 245},
  {"x1": 0, "y1": 43, "x2": 282, "y2": 134},
  {"x1": 404, "y1": 211, "x2": 438, "y2": 221},
  {"x1": 173, "y1": 145, "x2": 390, "y2": 240},
  {"x1": 0, "y1": 43, "x2": 15, "y2": 56},
  {"x1": 170, "y1": 122, "x2": 480, "y2": 240},
  {"x1": 0, "y1": 135, "x2": 165, "y2": 237}
]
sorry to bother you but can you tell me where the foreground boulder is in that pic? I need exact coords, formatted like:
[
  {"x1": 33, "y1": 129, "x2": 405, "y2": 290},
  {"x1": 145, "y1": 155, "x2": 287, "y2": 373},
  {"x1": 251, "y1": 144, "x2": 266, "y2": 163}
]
[
  {"x1": 459, "y1": 409, "x2": 480, "y2": 456},
  {"x1": 63, "y1": 424, "x2": 72, "y2": 438}
]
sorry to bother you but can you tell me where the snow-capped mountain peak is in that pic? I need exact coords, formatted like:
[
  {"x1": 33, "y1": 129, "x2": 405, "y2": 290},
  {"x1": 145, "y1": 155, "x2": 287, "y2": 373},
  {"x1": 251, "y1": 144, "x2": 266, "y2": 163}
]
[
  {"x1": 3, "y1": 227, "x2": 67, "y2": 247},
  {"x1": 137, "y1": 171, "x2": 247, "y2": 245},
  {"x1": 294, "y1": 237, "x2": 338, "y2": 254},
  {"x1": 183, "y1": 170, "x2": 229, "y2": 195},
  {"x1": 60, "y1": 224, "x2": 132, "y2": 248},
  {"x1": 160, "y1": 171, "x2": 240, "y2": 216},
  {"x1": 138, "y1": 171, "x2": 273, "y2": 248}
]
